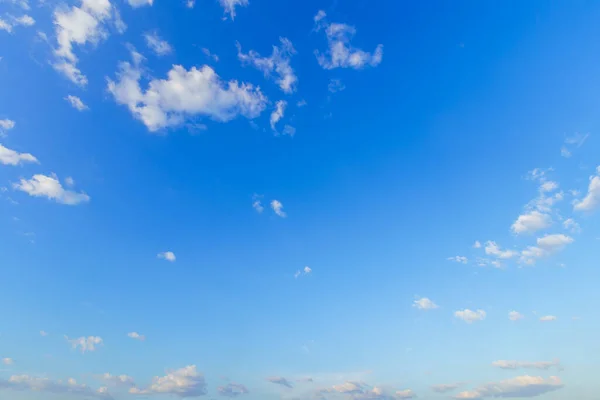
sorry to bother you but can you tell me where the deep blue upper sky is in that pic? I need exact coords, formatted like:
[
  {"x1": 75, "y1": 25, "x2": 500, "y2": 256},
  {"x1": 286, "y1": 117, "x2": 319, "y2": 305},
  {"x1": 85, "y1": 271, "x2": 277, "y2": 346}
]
[{"x1": 1, "y1": 1, "x2": 600, "y2": 400}]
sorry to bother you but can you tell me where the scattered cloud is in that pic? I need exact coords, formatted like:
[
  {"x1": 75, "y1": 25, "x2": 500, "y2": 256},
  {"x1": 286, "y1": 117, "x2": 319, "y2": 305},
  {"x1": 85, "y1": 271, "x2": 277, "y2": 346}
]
[
  {"x1": 65, "y1": 335, "x2": 103, "y2": 353},
  {"x1": 294, "y1": 266, "x2": 312, "y2": 279},
  {"x1": 0, "y1": 13, "x2": 35, "y2": 33},
  {"x1": 328, "y1": 78, "x2": 345, "y2": 93},
  {"x1": 484, "y1": 241, "x2": 517, "y2": 259},
  {"x1": 431, "y1": 383, "x2": 462, "y2": 393},
  {"x1": 574, "y1": 166, "x2": 600, "y2": 212},
  {"x1": 539, "y1": 315, "x2": 557, "y2": 322},
  {"x1": 519, "y1": 234, "x2": 573, "y2": 265},
  {"x1": 252, "y1": 193, "x2": 264, "y2": 213},
  {"x1": 561, "y1": 132, "x2": 589, "y2": 158},
  {"x1": 186, "y1": 0, "x2": 195, "y2": 9},
  {"x1": 65, "y1": 95, "x2": 89, "y2": 111},
  {"x1": 282, "y1": 125, "x2": 296, "y2": 137},
  {"x1": 270, "y1": 199, "x2": 286, "y2": 217},
  {"x1": 473, "y1": 241, "x2": 481, "y2": 248},
  {"x1": 99, "y1": 373, "x2": 136, "y2": 387},
  {"x1": 0, "y1": 375, "x2": 111, "y2": 399},
  {"x1": 0, "y1": 144, "x2": 38, "y2": 165},
  {"x1": 314, "y1": 11, "x2": 383, "y2": 70},
  {"x1": 127, "y1": 0, "x2": 153, "y2": 7},
  {"x1": 13, "y1": 174, "x2": 90, "y2": 205},
  {"x1": 237, "y1": 38, "x2": 297, "y2": 93},
  {"x1": 563, "y1": 218, "x2": 581, "y2": 233},
  {"x1": 157, "y1": 251, "x2": 176, "y2": 262},
  {"x1": 52, "y1": 0, "x2": 121, "y2": 86},
  {"x1": 108, "y1": 50, "x2": 267, "y2": 132},
  {"x1": 40, "y1": 330, "x2": 48, "y2": 336},
  {"x1": 511, "y1": 211, "x2": 551, "y2": 235},
  {"x1": 270, "y1": 100, "x2": 287, "y2": 132},
  {"x1": 492, "y1": 360, "x2": 560, "y2": 370},
  {"x1": 130, "y1": 365, "x2": 207, "y2": 397},
  {"x1": 267, "y1": 376, "x2": 293, "y2": 389},
  {"x1": 144, "y1": 31, "x2": 172, "y2": 56},
  {"x1": 508, "y1": 311, "x2": 524, "y2": 321},
  {"x1": 453, "y1": 375, "x2": 563, "y2": 399},
  {"x1": 0, "y1": 119, "x2": 15, "y2": 136},
  {"x1": 447, "y1": 256, "x2": 468, "y2": 264},
  {"x1": 218, "y1": 0, "x2": 248, "y2": 20},
  {"x1": 127, "y1": 332, "x2": 145, "y2": 341},
  {"x1": 321, "y1": 382, "x2": 416, "y2": 400},
  {"x1": 454, "y1": 309, "x2": 486, "y2": 323},
  {"x1": 413, "y1": 297, "x2": 439, "y2": 310},
  {"x1": 202, "y1": 47, "x2": 219, "y2": 62},
  {"x1": 218, "y1": 383, "x2": 249, "y2": 397}
]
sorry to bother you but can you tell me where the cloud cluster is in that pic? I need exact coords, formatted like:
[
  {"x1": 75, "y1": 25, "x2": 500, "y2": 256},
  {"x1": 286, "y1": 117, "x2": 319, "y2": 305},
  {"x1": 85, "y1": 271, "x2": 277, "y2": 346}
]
[
  {"x1": 314, "y1": 11, "x2": 383, "y2": 70},
  {"x1": 319, "y1": 381, "x2": 416, "y2": 400},
  {"x1": 237, "y1": 38, "x2": 297, "y2": 93},
  {"x1": 65, "y1": 335, "x2": 103, "y2": 353},
  {"x1": 13, "y1": 174, "x2": 90, "y2": 205},
  {"x1": 130, "y1": 365, "x2": 207, "y2": 397},
  {"x1": 0, "y1": 375, "x2": 111, "y2": 399},
  {"x1": 454, "y1": 375, "x2": 563, "y2": 399},
  {"x1": 108, "y1": 50, "x2": 267, "y2": 131}
]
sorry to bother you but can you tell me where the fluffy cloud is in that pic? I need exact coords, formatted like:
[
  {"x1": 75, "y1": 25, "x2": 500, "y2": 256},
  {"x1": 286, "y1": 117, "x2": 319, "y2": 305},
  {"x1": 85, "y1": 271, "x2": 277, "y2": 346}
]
[
  {"x1": 130, "y1": 365, "x2": 207, "y2": 397},
  {"x1": 270, "y1": 199, "x2": 286, "y2": 217},
  {"x1": 539, "y1": 315, "x2": 557, "y2": 322},
  {"x1": 237, "y1": 38, "x2": 297, "y2": 93},
  {"x1": 0, "y1": 119, "x2": 16, "y2": 135},
  {"x1": 157, "y1": 251, "x2": 176, "y2": 262},
  {"x1": 453, "y1": 375, "x2": 563, "y2": 399},
  {"x1": 294, "y1": 266, "x2": 312, "y2": 279},
  {"x1": 107, "y1": 50, "x2": 267, "y2": 132},
  {"x1": 508, "y1": 311, "x2": 524, "y2": 321},
  {"x1": 431, "y1": 383, "x2": 462, "y2": 393},
  {"x1": 519, "y1": 233, "x2": 573, "y2": 265},
  {"x1": 0, "y1": 14, "x2": 35, "y2": 33},
  {"x1": 219, "y1": 0, "x2": 248, "y2": 20},
  {"x1": 144, "y1": 31, "x2": 172, "y2": 56},
  {"x1": 267, "y1": 376, "x2": 293, "y2": 388},
  {"x1": 13, "y1": 174, "x2": 90, "y2": 205},
  {"x1": 127, "y1": 0, "x2": 153, "y2": 7},
  {"x1": 218, "y1": 383, "x2": 249, "y2": 397},
  {"x1": 484, "y1": 241, "x2": 517, "y2": 259},
  {"x1": 511, "y1": 211, "x2": 551, "y2": 235},
  {"x1": 0, "y1": 144, "x2": 38, "y2": 165},
  {"x1": 65, "y1": 95, "x2": 89, "y2": 111},
  {"x1": 52, "y1": 0, "x2": 122, "y2": 86},
  {"x1": 447, "y1": 256, "x2": 468, "y2": 264},
  {"x1": 574, "y1": 166, "x2": 600, "y2": 212},
  {"x1": 270, "y1": 100, "x2": 286, "y2": 131},
  {"x1": 65, "y1": 335, "x2": 103, "y2": 353},
  {"x1": 454, "y1": 309, "x2": 486, "y2": 323},
  {"x1": 492, "y1": 360, "x2": 560, "y2": 370},
  {"x1": 0, "y1": 375, "x2": 111, "y2": 399},
  {"x1": 127, "y1": 332, "x2": 145, "y2": 341},
  {"x1": 314, "y1": 11, "x2": 383, "y2": 70},
  {"x1": 413, "y1": 297, "x2": 438, "y2": 310}
]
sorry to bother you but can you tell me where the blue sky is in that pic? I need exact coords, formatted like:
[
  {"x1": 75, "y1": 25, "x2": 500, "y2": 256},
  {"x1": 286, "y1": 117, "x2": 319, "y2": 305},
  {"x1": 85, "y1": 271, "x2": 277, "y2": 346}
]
[{"x1": 1, "y1": 0, "x2": 600, "y2": 399}]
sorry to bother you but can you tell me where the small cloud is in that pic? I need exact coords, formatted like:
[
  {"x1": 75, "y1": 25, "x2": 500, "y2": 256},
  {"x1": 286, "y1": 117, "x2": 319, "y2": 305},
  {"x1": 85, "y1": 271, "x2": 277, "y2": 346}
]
[
  {"x1": 13, "y1": 174, "x2": 90, "y2": 205},
  {"x1": 144, "y1": 31, "x2": 172, "y2": 56},
  {"x1": 202, "y1": 47, "x2": 219, "y2": 62},
  {"x1": 65, "y1": 95, "x2": 89, "y2": 111},
  {"x1": 297, "y1": 99, "x2": 307, "y2": 107},
  {"x1": 282, "y1": 125, "x2": 296, "y2": 137},
  {"x1": 157, "y1": 251, "x2": 176, "y2": 262},
  {"x1": 237, "y1": 38, "x2": 297, "y2": 93},
  {"x1": 65, "y1": 335, "x2": 103, "y2": 353},
  {"x1": 328, "y1": 78, "x2": 345, "y2": 93},
  {"x1": 431, "y1": 383, "x2": 462, "y2": 394},
  {"x1": 447, "y1": 256, "x2": 468, "y2": 264},
  {"x1": 454, "y1": 309, "x2": 486, "y2": 323},
  {"x1": 127, "y1": 332, "x2": 145, "y2": 341},
  {"x1": 266, "y1": 376, "x2": 293, "y2": 389},
  {"x1": 40, "y1": 330, "x2": 48, "y2": 337},
  {"x1": 508, "y1": 311, "x2": 524, "y2": 321},
  {"x1": 270, "y1": 100, "x2": 287, "y2": 132},
  {"x1": 270, "y1": 200, "x2": 286, "y2": 218},
  {"x1": 294, "y1": 266, "x2": 312, "y2": 279},
  {"x1": 540, "y1": 315, "x2": 557, "y2": 322},
  {"x1": 563, "y1": 218, "x2": 581, "y2": 233},
  {"x1": 473, "y1": 241, "x2": 481, "y2": 248},
  {"x1": 218, "y1": 383, "x2": 249, "y2": 397},
  {"x1": 2, "y1": 358, "x2": 14, "y2": 365},
  {"x1": 574, "y1": 166, "x2": 600, "y2": 212},
  {"x1": 186, "y1": 0, "x2": 196, "y2": 8},
  {"x1": 0, "y1": 119, "x2": 16, "y2": 136},
  {"x1": 413, "y1": 297, "x2": 439, "y2": 310},
  {"x1": 127, "y1": 0, "x2": 154, "y2": 7},
  {"x1": 252, "y1": 193, "x2": 264, "y2": 213},
  {"x1": 0, "y1": 144, "x2": 38, "y2": 166},
  {"x1": 561, "y1": 132, "x2": 589, "y2": 157},
  {"x1": 492, "y1": 359, "x2": 560, "y2": 370},
  {"x1": 218, "y1": 0, "x2": 248, "y2": 20},
  {"x1": 129, "y1": 365, "x2": 206, "y2": 397}
]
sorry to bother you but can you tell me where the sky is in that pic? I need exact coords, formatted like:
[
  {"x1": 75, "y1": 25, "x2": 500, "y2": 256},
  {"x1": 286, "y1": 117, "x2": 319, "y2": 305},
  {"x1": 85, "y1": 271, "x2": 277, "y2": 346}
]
[{"x1": 1, "y1": 0, "x2": 600, "y2": 399}]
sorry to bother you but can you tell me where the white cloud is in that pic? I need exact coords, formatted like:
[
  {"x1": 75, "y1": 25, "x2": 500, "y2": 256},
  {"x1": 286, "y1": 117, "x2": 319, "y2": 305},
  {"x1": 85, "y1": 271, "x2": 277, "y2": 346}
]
[
  {"x1": 563, "y1": 218, "x2": 581, "y2": 233},
  {"x1": 157, "y1": 251, "x2": 176, "y2": 262},
  {"x1": 574, "y1": 166, "x2": 600, "y2": 212},
  {"x1": 294, "y1": 266, "x2": 312, "y2": 279},
  {"x1": 218, "y1": 383, "x2": 249, "y2": 397},
  {"x1": 107, "y1": 51, "x2": 267, "y2": 132},
  {"x1": 144, "y1": 31, "x2": 172, "y2": 56},
  {"x1": 130, "y1": 365, "x2": 207, "y2": 397},
  {"x1": 540, "y1": 181, "x2": 559, "y2": 192},
  {"x1": 492, "y1": 360, "x2": 560, "y2": 370},
  {"x1": 202, "y1": 47, "x2": 219, "y2": 62},
  {"x1": 508, "y1": 311, "x2": 524, "y2": 321},
  {"x1": 539, "y1": 315, "x2": 557, "y2": 322},
  {"x1": 282, "y1": 125, "x2": 295, "y2": 137},
  {"x1": 447, "y1": 256, "x2": 468, "y2": 264},
  {"x1": 0, "y1": 14, "x2": 35, "y2": 33},
  {"x1": 186, "y1": 0, "x2": 195, "y2": 9},
  {"x1": 328, "y1": 78, "x2": 345, "y2": 93},
  {"x1": 0, "y1": 375, "x2": 111, "y2": 399},
  {"x1": 100, "y1": 373, "x2": 136, "y2": 387},
  {"x1": 314, "y1": 11, "x2": 383, "y2": 70},
  {"x1": 13, "y1": 174, "x2": 90, "y2": 205},
  {"x1": 52, "y1": 0, "x2": 121, "y2": 86},
  {"x1": 65, "y1": 95, "x2": 89, "y2": 111},
  {"x1": 2, "y1": 358, "x2": 13, "y2": 365},
  {"x1": 237, "y1": 38, "x2": 297, "y2": 93},
  {"x1": 270, "y1": 100, "x2": 286, "y2": 131},
  {"x1": 252, "y1": 193, "x2": 264, "y2": 213},
  {"x1": 484, "y1": 241, "x2": 517, "y2": 259},
  {"x1": 454, "y1": 376, "x2": 563, "y2": 399},
  {"x1": 218, "y1": 0, "x2": 248, "y2": 20},
  {"x1": 0, "y1": 144, "x2": 38, "y2": 165},
  {"x1": 40, "y1": 330, "x2": 48, "y2": 336},
  {"x1": 323, "y1": 382, "x2": 416, "y2": 400},
  {"x1": 127, "y1": 332, "x2": 145, "y2": 341},
  {"x1": 537, "y1": 234, "x2": 573, "y2": 251},
  {"x1": 454, "y1": 309, "x2": 486, "y2": 323},
  {"x1": 473, "y1": 241, "x2": 481, "y2": 248},
  {"x1": 413, "y1": 297, "x2": 438, "y2": 310},
  {"x1": 431, "y1": 383, "x2": 461, "y2": 394},
  {"x1": 0, "y1": 119, "x2": 15, "y2": 136},
  {"x1": 127, "y1": 0, "x2": 153, "y2": 7},
  {"x1": 511, "y1": 210, "x2": 552, "y2": 235},
  {"x1": 561, "y1": 132, "x2": 589, "y2": 158},
  {"x1": 560, "y1": 147, "x2": 571, "y2": 158},
  {"x1": 270, "y1": 199, "x2": 286, "y2": 217},
  {"x1": 65, "y1": 335, "x2": 103, "y2": 353}
]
